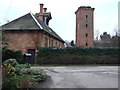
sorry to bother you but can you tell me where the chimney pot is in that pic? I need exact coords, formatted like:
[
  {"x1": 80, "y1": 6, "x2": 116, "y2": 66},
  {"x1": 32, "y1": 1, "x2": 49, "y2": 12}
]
[
  {"x1": 43, "y1": 8, "x2": 47, "y2": 12},
  {"x1": 40, "y1": 4, "x2": 44, "y2": 13}
]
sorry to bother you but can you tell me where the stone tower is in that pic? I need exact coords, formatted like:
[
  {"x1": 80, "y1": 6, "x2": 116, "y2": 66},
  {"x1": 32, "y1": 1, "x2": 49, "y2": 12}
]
[{"x1": 75, "y1": 6, "x2": 95, "y2": 47}]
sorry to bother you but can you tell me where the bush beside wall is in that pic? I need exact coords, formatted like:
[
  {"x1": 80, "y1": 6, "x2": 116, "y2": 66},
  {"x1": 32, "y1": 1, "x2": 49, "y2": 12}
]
[
  {"x1": 36, "y1": 47, "x2": 119, "y2": 65},
  {"x1": 2, "y1": 47, "x2": 25, "y2": 64}
]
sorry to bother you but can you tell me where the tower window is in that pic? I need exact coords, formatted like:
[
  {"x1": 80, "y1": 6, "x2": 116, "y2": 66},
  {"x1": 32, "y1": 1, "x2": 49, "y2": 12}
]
[
  {"x1": 86, "y1": 33, "x2": 88, "y2": 37},
  {"x1": 86, "y1": 43, "x2": 88, "y2": 46},
  {"x1": 86, "y1": 24, "x2": 88, "y2": 27},
  {"x1": 86, "y1": 15, "x2": 88, "y2": 18}
]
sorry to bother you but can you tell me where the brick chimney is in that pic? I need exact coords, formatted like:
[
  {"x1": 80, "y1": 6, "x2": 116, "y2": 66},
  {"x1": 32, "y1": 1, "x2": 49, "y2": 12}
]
[
  {"x1": 43, "y1": 8, "x2": 47, "y2": 13},
  {"x1": 36, "y1": 4, "x2": 52, "y2": 26},
  {"x1": 40, "y1": 4, "x2": 44, "y2": 13},
  {"x1": 38, "y1": 4, "x2": 44, "y2": 21}
]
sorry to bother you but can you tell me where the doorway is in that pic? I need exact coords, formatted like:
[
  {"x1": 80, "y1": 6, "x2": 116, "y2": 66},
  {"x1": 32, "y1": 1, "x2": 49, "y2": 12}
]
[{"x1": 28, "y1": 49, "x2": 35, "y2": 64}]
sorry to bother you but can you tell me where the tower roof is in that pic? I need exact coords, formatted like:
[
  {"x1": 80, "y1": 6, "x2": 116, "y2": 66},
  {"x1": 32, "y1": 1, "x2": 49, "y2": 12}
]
[{"x1": 75, "y1": 6, "x2": 95, "y2": 14}]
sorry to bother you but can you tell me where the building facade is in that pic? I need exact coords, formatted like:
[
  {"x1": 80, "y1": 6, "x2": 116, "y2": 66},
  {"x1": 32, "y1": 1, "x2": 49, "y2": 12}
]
[
  {"x1": 2, "y1": 4, "x2": 65, "y2": 63},
  {"x1": 75, "y1": 6, "x2": 95, "y2": 47}
]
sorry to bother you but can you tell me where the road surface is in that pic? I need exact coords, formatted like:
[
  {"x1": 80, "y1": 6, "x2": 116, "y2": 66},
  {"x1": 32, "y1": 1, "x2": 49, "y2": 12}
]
[{"x1": 31, "y1": 66, "x2": 119, "y2": 88}]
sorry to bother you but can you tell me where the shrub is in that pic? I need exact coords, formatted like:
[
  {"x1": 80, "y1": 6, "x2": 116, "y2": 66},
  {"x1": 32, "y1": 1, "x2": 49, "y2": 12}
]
[
  {"x1": 31, "y1": 69, "x2": 47, "y2": 82},
  {"x1": 2, "y1": 59, "x2": 47, "y2": 89},
  {"x1": 2, "y1": 47, "x2": 25, "y2": 64},
  {"x1": 36, "y1": 47, "x2": 119, "y2": 65},
  {"x1": 15, "y1": 64, "x2": 31, "y2": 75},
  {"x1": 2, "y1": 63, "x2": 16, "y2": 89},
  {"x1": 20, "y1": 68, "x2": 33, "y2": 75},
  {"x1": 2, "y1": 64, "x2": 16, "y2": 83},
  {"x1": 3, "y1": 74, "x2": 34, "y2": 89},
  {"x1": 20, "y1": 68, "x2": 47, "y2": 82},
  {"x1": 3, "y1": 59, "x2": 19, "y2": 67}
]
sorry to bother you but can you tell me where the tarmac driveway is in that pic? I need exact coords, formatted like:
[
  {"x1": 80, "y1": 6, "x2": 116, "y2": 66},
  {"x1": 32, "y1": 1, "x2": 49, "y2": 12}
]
[{"x1": 31, "y1": 66, "x2": 118, "y2": 88}]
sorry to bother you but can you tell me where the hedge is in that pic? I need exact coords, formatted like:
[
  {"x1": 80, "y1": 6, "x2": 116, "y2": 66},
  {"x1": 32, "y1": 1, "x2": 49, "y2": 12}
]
[
  {"x1": 2, "y1": 47, "x2": 25, "y2": 64},
  {"x1": 36, "y1": 47, "x2": 119, "y2": 65}
]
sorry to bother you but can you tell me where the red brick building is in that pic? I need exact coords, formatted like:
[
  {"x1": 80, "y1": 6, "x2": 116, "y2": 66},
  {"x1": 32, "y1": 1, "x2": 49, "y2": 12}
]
[
  {"x1": 2, "y1": 4, "x2": 65, "y2": 63},
  {"x1": 75, "y1": 6, "x2": 95, "y2": 47}
]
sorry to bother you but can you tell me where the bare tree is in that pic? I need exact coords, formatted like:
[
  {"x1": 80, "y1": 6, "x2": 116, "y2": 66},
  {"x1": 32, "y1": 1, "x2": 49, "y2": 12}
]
[
  {"x1": 94, "y1": 29, "x2": 100, "y2": 40},
  {"x1": 111, "y1": 25, "x2": 120, "y2": 47},
  {"x1": 2, "y1": 31, "x2": 10, "y2": 46},
  {"x1": 30, "y1": 30, "x2": 43, "y2": 50},
  {"x1": 30, "y1": 30, "x2": 44, "y2": 64},
  {"x1": 113, "y1": 25, "x2": 120, "y2": 36},
  {"x1": 111, "y1": 35, "x2": 119, "y2": 47}
]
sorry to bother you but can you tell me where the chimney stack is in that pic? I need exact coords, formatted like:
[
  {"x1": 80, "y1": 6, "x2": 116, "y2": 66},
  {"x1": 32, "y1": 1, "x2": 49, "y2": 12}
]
[
  {"x1": 43, "y1": 8, "x2": 47, "y2": 13},
  {"x1": 40, "y1": 4, "x2": 44, "y2": 13},
  {"x1": 37, "y1": 4, "x2": 52, "y2": 26}
]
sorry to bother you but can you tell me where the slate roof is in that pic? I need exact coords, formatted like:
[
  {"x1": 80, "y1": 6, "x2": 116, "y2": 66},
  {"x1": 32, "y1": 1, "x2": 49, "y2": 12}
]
[{"x1": 2, "y1": 13, "x2": 64, "y2": 42}]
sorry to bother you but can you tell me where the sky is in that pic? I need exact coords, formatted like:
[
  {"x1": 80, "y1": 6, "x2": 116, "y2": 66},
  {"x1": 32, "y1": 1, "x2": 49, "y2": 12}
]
[{"x1": 0, "y1": 0, "x2": 119, "y2": 41}]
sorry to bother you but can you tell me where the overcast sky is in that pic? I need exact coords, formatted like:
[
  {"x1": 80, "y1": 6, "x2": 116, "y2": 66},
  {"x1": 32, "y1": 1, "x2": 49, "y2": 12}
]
[{"x1": 0, "y1": 0, "x2": 119, "y2": 41}]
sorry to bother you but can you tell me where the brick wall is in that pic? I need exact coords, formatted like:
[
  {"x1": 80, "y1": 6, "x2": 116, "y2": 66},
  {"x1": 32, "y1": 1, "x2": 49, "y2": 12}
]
[
  {"x1": 75, "y1": 7, "x2": 94, "y2": 47},
  {"x1": 4, "y1": 30, "x2": 64, "y2": 54}
]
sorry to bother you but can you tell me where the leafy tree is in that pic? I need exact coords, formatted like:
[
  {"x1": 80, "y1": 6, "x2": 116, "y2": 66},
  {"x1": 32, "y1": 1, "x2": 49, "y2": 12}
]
[
  {"x1": 100, "y1": 32, "x2": 111, "y2": 47},
  {"x1": 70, "y1": 40, "x2": 76, "y2": 47},
  {"x1": 100, "y1": 32, "x2": 111, "y2": 41}
]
